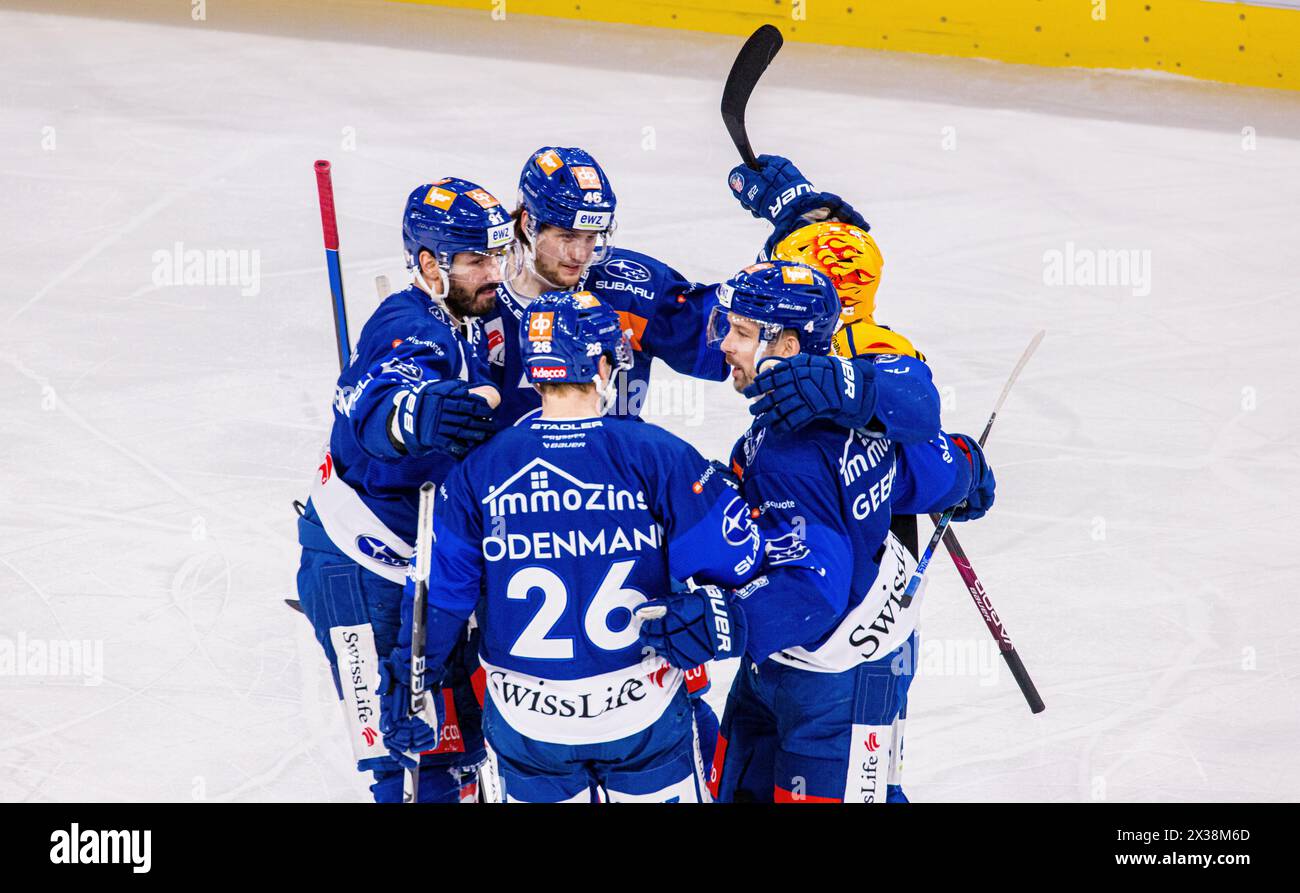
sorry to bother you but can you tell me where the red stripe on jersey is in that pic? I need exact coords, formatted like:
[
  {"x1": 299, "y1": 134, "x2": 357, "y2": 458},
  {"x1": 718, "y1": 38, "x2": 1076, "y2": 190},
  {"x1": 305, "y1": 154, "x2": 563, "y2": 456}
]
[
  {"x1": 471, "y1": 666, "x2": 487, "y2": 708},
  {"x1": 775, "y1": 786, "x2": 842, "y2": 803},
  {"x1": 707, "y1": 733, "x2": 728, "y2": 800}
]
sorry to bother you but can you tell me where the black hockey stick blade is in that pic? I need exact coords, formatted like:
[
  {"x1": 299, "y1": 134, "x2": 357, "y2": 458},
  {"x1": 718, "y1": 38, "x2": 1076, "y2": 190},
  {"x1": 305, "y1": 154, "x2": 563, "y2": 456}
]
[
  {"x1": 721, "y1": 24, "x2": 783, "y2": 169},
  {"x1": 285, "y1": 598, "x2": 305, "y2": 614}
]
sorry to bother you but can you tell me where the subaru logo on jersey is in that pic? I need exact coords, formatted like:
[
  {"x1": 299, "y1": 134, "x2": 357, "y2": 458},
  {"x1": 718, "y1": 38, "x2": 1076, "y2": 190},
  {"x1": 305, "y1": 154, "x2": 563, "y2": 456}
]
[
  {"x1": 379, "y1": 357, "x2": 423, "y2": 381},
  {"x1": 572, "y1": 210, "x2": 612, "y2": 231},
  {"x1": 602, "y1": 258, "x2": 651, "y2": 283},
  {"x1": 765, "y1": 530, "x2": 811, "y2": 566},
  {"x1": 720, "y1": 496, "x2": 758, "y2": 548},
  {"x1": 355, "y1": 535, "x2": 411, "y2": 568}
]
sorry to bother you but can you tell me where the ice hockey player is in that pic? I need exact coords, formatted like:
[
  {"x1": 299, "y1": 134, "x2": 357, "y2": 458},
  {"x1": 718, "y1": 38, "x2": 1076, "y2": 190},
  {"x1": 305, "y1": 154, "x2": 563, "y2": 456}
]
[
  {"x1": 393, "y1": 290, "x2": 761, "y2": 802},
  {"x1": 726, "y1": 155, "x2": 947, "y2": 800},
  {"x1": 700, "y1": 260, "x2": 997, "y2": 803},
  {"x1": 295, "y1": 177, "x2": 516, "y2": 803},
  {"x1": 724, "y1": 155, "x2": 933, "y2": 437},
  {"x1": 476, "y1": 144, "x2": 739, "y2": 756},
  {"x1": 476, "y1": 145, "x2": 730, "y2": 428}
]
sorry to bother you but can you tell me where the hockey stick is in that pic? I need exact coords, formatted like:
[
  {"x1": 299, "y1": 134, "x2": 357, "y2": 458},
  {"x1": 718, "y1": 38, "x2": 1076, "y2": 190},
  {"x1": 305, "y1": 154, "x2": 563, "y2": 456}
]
[
  {"x1": 896, "y1": 331, "x2": 1044, "y2": 715},
  {"x1": 315, "y1": 160, "x2": 352, "y2": 372},
  {"x1": 721, "y1": 25, "x2": 784, "y2": 170},
  {"x1": 403, "y1": 481, "x2": 437, "y2": 803},
  {"x1": 285, "y1": 275, "x2": 399, "y2": 616},
  {"x1": 933, "y1": 519, "x2": 1045, "y2": 713},
  {"x1": 900, "y1": 329, "x2": 1043, "y2": 610}
]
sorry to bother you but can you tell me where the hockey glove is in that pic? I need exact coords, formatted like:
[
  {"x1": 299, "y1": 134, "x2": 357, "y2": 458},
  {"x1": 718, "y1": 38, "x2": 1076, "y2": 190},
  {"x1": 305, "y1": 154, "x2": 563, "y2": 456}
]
[
  {"x1": 636, "y1": 586, "x2": 748, "y2": 669},
  {"x1": 728, "y1": 154, "x2": 813, "y2": 224},
  {"x1": 397, "y1": 379, "x2": 494, "y2": 459},
  {"x1": 376, "y1": 644, "x2": 445, "y2": 768},
  {"x1": 949, "y1": 433, "x2": 995, "y2": 522},
  {"x1": 744, "y1": 354, "x2": 877, "y2": 434}
]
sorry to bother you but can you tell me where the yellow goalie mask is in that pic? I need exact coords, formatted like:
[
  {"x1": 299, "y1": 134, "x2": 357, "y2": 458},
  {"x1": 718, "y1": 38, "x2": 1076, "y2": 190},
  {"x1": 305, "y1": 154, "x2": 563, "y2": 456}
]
[{"x1": 772, "y1": 221, "x2": 883, "y2": 325}]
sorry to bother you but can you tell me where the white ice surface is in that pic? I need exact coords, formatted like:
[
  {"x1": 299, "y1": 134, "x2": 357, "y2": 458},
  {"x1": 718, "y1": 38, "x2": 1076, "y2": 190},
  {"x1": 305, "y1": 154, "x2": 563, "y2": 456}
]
[{"x1": 2, "y1": 0, "x2": 1299, "y2": 802}]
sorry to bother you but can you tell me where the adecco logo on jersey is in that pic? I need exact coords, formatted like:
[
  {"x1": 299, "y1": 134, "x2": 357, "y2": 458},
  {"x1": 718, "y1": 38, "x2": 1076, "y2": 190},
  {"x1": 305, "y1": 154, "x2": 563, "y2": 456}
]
[{"x1": 602, "y1": 258, "x2": 651, "y2": 283}]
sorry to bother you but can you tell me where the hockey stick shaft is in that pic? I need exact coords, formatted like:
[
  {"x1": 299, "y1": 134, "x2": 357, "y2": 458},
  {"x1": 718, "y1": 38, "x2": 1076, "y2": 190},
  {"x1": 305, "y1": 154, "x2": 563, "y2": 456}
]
[
  {"x1": 933, "y1": 522, "x2": 1045, "y2": 713},
  {"x1": 314, "y1": 160, "x2": 352, "y2": 372},
  {"x1": 899, "y1": 329, "x2": 1044, "y2": 609},
  {"x1": 402, "y1": 481, "x2": 436, "y2": 803},
  {"x1": 721, "y1": 25, "x2": 783, "y2": 170}
]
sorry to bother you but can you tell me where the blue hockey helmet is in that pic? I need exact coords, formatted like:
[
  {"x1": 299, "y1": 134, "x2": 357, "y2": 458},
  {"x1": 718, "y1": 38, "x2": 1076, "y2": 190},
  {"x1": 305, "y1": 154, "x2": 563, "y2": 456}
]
[
  {"x1": 707, "y1": 260, "x2": 842, "y2": 357},
  {"x1": 519, "y1": 290, "x2": 632, "y2": 394},
  {"x1": 517, "y1": 147, "x2": 617, "y2": 254},
  {"x1": 402, "y1": 178, "x2": 516, "y2": 273}
]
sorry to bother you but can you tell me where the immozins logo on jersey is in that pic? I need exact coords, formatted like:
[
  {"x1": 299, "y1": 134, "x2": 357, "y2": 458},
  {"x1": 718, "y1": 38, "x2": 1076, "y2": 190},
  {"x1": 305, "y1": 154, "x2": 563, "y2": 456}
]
[
  {"x1": 483, "y1": 458, "x2": 649, "y2": 519},
  {"x1": 602, "y1": 258, "x2": 652, "y2": 283}
]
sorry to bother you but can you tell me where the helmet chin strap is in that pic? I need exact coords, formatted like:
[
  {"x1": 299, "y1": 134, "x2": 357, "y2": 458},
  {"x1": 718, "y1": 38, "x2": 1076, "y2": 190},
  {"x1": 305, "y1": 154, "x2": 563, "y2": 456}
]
[
  {"x1": 594, "y1": 370, "x2": 619, "y2": 416},
  {"x1": 413, "y1": 265, "x2": 461, "y2": 324}
]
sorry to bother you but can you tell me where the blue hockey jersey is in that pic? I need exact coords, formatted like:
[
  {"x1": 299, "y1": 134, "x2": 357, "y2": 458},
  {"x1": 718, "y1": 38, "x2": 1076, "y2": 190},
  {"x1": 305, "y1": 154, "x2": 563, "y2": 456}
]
[
  {"x1": 421, "y1": 415, "x2": 762, "y2": 744},
  {"x1": 728, "y1": 417, "x2": 972, "y2": 671},
  {"x1": 307, "y1": 284, "x2": 493, "y2": 583},
  {"x1": 476, "y1": 248, "x2": 727, "y2": 427}
]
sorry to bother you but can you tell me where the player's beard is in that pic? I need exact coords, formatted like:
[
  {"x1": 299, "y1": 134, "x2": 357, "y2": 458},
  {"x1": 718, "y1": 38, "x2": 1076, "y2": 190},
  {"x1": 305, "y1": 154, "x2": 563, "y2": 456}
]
[
  {"x1": 445, "y1": 279, "x2": 498, "y2": 319},
  {"x1": 727, "y1": 360, "x2": 755, "y2": 393},
  {"x1": 533, "y1": 249, "x2": 586, "y2": 290}
]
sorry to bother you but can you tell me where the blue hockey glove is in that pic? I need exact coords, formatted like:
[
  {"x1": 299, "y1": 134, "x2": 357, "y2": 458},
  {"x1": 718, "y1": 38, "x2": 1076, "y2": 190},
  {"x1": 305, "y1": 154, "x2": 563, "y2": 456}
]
[
  {"x1": 397, "y1": 379, "x2": 494, "y2": 459},
  {"x1": 376, "y1": 644, "x2": 445, "y2": 768},
  {"x1": 761, "y1": 190, "x2": 872, "y2": 260},
  {"x1": 949, "y1": 433, "x2": 995, "y2": 521},
  {"x1": 744, "y1": 355, "x2": 877, "y2": 434},
  {"x1": 727, "y1": 155, "x2": 814, "y2": 224},
  {"x1": 636, "y1": 586, "x2": 748, "y2": 669}
]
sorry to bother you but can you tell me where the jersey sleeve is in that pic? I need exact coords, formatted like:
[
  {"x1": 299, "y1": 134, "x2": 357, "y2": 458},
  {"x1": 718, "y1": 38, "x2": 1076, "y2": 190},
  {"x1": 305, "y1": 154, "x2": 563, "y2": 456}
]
[
  {"x1": 425, "y1": 462, "x2": 484, "y2": 620},
  {"x1": 644, "y1": 437, "x2": 763, "y2": 588},
  {"x1": 891, "y1": 430, "x2": 973, "y2": 515},
  {"x1": 337, "y1": 323, "x2": 467, "y2": 461},
  {"x1": 597, "y1": 250, "x2": 727, "y2": 382},
  {"x1": 737, "y1": 466, "x2": 855, "y2": 660},
  {"x1": 641, "y1": 279, "x2": 728, "y2": 382},
  {"x1": 856, "y1": 353, "x2": 941, "y2": 444}
]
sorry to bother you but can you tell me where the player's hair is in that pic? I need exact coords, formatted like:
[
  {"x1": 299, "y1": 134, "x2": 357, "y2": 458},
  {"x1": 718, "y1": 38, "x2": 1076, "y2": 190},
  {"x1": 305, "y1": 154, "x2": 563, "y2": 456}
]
[
  {"x1": 512, "y1": 204, "x2": 530, "y2": 248},
  {"x1": 535, "y1": 381, "x2": 596, "y2": 397}
]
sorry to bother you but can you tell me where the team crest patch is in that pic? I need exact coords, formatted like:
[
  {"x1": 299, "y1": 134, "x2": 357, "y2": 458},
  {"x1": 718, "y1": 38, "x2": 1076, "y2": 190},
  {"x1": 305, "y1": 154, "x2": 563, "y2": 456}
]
[
  {"x1": 423, "y1": 185, "x2": 456, "y2": 210},
  {"x1": 571, "y1": 165, "x2": 602, "y2": 190},
  {"x1": 464, "y1": 188, "x2": 500, "y2": 209},
  {"x1": 528, "y1": 311, "x2": 555, "y2": 341},
  {"x1": 535, "y1": 150, "x2": 564, "y2": 175}
]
